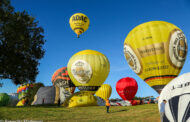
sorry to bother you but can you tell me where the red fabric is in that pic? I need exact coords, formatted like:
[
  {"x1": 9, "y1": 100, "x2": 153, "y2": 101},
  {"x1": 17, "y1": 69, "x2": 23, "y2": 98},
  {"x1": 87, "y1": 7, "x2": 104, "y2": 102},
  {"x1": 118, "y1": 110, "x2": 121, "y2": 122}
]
[
  {"x1": 116, "y1": 77, "x2": 138, "y2": 100},
  {"x1": 51, "y1": 67, "x2": 67, "y2": 83},
  {"x1": 116, "y1": 103, "x2": 121, "y2": 106},
  {"x1": 129, "y1": 100, "x2": 137, "y2": 106}
]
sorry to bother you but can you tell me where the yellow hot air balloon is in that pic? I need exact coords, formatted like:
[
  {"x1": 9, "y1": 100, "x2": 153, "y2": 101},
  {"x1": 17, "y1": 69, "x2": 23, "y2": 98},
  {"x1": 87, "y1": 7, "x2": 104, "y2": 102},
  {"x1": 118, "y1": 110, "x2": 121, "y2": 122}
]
[
  {"x1": 124, "y1": 21, "x2": 188, "y2": 94},
  {"x1": 95, "y1": 84, "x2": 112, "y2": 101},
  {"x1": 67, "y1": 91, "x2": 97, "y2": 108},
  {"x1": 69, "y1": 13, "x2": 90, "y2": 38},
  {"x1": 67, "y1": 50, "x2": 110, "y2": 94}
]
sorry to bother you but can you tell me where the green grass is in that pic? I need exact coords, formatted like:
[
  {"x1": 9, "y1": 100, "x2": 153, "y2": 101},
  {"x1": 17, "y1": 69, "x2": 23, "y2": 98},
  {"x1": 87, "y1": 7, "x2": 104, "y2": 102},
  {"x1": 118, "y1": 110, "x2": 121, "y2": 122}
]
[{"x1": 0, "y1": 104, "x2": 160, "y2": 122}]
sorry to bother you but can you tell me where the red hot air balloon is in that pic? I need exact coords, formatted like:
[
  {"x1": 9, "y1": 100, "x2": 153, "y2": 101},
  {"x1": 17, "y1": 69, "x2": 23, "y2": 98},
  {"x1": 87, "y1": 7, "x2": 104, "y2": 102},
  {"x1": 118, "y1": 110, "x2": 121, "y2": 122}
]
[{"x1": 116, "y1": 77, "x2": 138, "y2": 100}]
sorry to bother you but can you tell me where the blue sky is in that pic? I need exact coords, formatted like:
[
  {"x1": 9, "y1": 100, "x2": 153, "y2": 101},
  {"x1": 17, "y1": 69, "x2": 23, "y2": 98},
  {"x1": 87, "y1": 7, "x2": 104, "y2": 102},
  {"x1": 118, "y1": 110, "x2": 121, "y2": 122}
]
[{"x1": 1, "y1": 0, "x2": 190, "y2": 99}]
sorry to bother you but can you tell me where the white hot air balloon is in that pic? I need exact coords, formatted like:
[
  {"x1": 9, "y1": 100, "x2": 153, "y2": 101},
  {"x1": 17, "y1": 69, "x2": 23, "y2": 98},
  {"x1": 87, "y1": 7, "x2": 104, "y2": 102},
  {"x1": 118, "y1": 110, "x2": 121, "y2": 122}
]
[{"x1": 158, "y1": 73, "x2": 190, "y2": 122}]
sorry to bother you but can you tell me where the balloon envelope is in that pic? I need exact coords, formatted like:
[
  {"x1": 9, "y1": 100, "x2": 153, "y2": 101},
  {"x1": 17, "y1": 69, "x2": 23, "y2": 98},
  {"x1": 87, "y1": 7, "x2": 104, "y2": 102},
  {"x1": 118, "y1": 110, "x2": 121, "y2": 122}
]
[
  {"x1": 116, "y1": 77, "x2": 138, "y2": 100},
  {"x1": 67, "y1": 91, "x2": 97, "y2": 107},
  {"x1": 124, "y1": 21, "x2": 187, "y2": 94},
  {"x1": 95, "y1": 84, "x2": 112, "y2": 101},
  {"x1": 67, "y1": 50, "x2": 110, "y2": 94},
  {"x1": 69, "y1": 13, "x2": 90, "y2": 38},
  {"x1": 159, "y1": 73, "x2": 190, "y2": 122},
  {"x1": 52, "y1": 67, "x2": 75, "y2": 94}
]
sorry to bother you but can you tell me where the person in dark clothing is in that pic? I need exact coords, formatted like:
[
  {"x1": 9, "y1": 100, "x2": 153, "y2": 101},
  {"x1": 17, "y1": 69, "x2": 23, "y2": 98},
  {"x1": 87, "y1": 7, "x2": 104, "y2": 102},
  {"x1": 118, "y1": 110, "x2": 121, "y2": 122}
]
[{"x1": 58, "y1": 98, "x2": 61, "y2": 106}]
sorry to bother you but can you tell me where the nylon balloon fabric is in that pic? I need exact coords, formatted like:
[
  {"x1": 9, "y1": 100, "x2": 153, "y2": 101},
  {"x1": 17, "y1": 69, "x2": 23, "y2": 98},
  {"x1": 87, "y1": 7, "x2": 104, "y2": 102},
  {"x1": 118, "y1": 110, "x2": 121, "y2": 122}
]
[
  {"x1": 116, "y1": 77, "x2": 138, "y2": 100},
  {"x1": 159, "y1": 73, "x2": 190, "y2": 122},
  {"x1": 124, "y1": 21, "x2": 187, "y2": 94}
]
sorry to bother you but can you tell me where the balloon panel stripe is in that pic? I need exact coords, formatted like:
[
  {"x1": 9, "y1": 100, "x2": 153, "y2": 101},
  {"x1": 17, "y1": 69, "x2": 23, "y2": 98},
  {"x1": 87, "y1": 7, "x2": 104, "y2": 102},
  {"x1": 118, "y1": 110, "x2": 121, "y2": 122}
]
[
  {"x1": 73, "y1": 27, "x2": 84, "y2": 32},
  {"x1": 144, "y1": 75, "x2": 177, "y2": 81},
  {"x1": 78, "y1": 86, "x2": 100, "y2": 91},
  {"x1": 182, "y1": 98, "x2": 190, "y2": 122}
]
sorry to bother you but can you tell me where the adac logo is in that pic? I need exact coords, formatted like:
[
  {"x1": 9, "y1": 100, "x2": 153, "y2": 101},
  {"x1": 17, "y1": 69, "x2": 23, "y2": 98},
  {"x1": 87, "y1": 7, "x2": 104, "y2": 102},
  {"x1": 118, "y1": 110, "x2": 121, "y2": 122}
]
[{"x1": 72, "y1": 15, "x2": 88, "y2": 22}]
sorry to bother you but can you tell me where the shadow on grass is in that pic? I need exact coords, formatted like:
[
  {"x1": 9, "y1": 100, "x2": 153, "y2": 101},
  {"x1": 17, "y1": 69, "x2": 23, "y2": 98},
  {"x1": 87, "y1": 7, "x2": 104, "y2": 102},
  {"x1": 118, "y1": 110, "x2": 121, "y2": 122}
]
[{"x1": 110, "y1": 109, "x2": 128, "y2": 113}]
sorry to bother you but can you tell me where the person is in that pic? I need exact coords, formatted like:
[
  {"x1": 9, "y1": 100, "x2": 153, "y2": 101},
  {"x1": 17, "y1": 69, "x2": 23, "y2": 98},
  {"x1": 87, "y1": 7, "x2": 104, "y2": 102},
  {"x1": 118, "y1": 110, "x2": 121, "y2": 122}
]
[
  {"x1": 105, "y1": 99, "x2": 111, "y2": 113},
  {"x1": 160, "y1": 99, "x2": 167, "y2": 122},
  {"x1": 58, "y1": 98, "x2": 61, "y2": 106}
]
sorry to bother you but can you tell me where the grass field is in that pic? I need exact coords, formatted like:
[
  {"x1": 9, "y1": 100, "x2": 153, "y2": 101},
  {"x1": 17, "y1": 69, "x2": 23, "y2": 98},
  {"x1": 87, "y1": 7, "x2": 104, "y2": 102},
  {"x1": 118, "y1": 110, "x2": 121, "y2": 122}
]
[{"x1": 0, "y1": 104, "x2": 160, "y2": 122}]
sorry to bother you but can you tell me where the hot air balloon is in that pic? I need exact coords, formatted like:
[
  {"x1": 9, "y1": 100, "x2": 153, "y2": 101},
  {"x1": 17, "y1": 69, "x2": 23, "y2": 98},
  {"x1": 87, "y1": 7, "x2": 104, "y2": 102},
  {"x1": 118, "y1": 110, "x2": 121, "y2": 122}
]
[
  {"x1": 16, "y1": 83, "x2": 34, "y2": 106},
  {"x1": 52, "y1": 67, "x2": 76, "y2": 104},
  {"x1": 116, "y1": 77, "x2": 138, "y2": 100},
  {"x1": 158, "y1": 73, "x2": 190, "y2": 122},
  {"x1": 67, "y1": 50, "x2": 110, "y2": 94},
  {"x1": 67, "y1": 91, "x2": 97, "y2": 108},
  {"x1": 95, "y1": 84, "x2": 112, "y2": 101},
  {"x1": 52, "y1": 67, "x2": 75, "y2": 94},
  {"x1": 124, "y1": 21, "x2": 188, "y2": 94},
  {"x1": 69, "y1": 13, "x2": 90, "y2": 38},
  {"x1": 31, "y1": 86, "x2": 58, "y2": 105}
]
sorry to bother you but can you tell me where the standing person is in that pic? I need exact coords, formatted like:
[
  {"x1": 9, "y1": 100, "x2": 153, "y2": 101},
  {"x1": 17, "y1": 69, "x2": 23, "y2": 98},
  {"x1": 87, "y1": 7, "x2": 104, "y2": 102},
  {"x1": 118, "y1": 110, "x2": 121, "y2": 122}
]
[
  {"x1": 105, "y1": 99, "x2": 111, "y2": 113},
  {"x1": 160, "y1": 99, "x2": 167, "y2": 122},
  {"x1": 58, "y1": 98, "x2": 61, "y2": 106}
]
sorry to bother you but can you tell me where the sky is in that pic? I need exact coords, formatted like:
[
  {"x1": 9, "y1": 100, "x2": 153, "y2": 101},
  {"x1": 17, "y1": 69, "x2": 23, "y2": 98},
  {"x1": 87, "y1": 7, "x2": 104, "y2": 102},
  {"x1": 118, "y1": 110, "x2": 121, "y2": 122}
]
[{"x1": 1, "y1": 0, "x2": 190, "y2": 99}]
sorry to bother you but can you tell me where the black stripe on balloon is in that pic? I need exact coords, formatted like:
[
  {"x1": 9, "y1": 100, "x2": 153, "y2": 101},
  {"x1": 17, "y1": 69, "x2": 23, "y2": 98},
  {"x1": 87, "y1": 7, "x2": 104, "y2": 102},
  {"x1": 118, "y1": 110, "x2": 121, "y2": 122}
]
[
  {"x1": 163, "y1": 113, "x2": 170, "y2": 122},
  {"x1": 78, "y1": 86, "x2": 100, "y2": 91},
  {"x1": 144, "y1": 75, "x2": 177, "y2": 81},
  {"x1": 151, "y1": 85, "x2": 166, "y2": 89},
  {"x1": 182, "y1": 95, "x2": 190, "y2": 122},
  {"x1": 169, "y1": 96, "x2": 179, "y2": 122},
  {"x1": 73, "y1": 27, "x2": 84, "y2": 32}
]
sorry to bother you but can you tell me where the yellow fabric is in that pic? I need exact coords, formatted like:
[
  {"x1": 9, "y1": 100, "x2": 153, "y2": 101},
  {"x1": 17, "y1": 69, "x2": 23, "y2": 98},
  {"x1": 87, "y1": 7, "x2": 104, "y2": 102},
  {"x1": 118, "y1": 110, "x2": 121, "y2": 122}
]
[
  {"x1": 69, "y1": 13, "x2": 90, "y2": 37},
  {"x1": 31, "y1": 95, "x2": 37, "y2": 105},
  {"x1": 68, "y1": 91, "x2": 97, "y2": 108},
  {"x1": 16, "y1": 98, "x2": 26, "y2": 106},
  {"x1": 67, "y1": 50, "x2": 110, "y2": 94},
  {"x1": 54, "y1": 86, "x2": 60, "y2": 104},
  {"x1": 16, "y1": 100, "x2": 24, "y2": 106},
  {"x1": 73, "y1": 50, "x2": 104, "y2": 56},
  {"x1": 65, "y1": 87, "x2": 75, "y2": 94},
  {"x1": 124, "y1": 21, "x2": 187, "y2": 92},
  {"x1": 95, "y1": 84, "x2": 112, "y2": 100}
]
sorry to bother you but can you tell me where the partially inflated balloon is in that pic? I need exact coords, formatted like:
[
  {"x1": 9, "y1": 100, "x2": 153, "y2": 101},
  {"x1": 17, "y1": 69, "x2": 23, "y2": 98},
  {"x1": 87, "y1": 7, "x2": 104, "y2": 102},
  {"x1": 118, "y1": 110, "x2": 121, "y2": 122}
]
[
  {"x1": 52, "y1": 67, "x2": 75, "y2": 94},
  {"x1": 67, "y1": 91, "x2": 97, "y2": 107},
  {"x1": 95, "y1": 84, "x2": 112, "y2": 100},
  {"x1": 124, "y1": 21, "x2": 187, "y2": 93},
  {"x1": 116, "y1": 77, "x2": 138, "y2": 100},
  {"x1": 158, "y1": 73, "x2": 190, "y2": 122},
  {"x1": 69, "y1": 13, "x2": 90, "y2": 38},
  {"x1": 67, "y1": 50, "x2": 110, "y2": 94}
]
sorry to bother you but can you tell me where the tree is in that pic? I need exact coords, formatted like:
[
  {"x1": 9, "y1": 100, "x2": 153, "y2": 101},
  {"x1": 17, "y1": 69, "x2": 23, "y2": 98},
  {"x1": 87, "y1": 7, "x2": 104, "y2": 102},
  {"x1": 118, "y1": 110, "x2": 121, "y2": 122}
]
[{"x1": 0, "y1": 0, "x2": 46, "y2": 85}]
